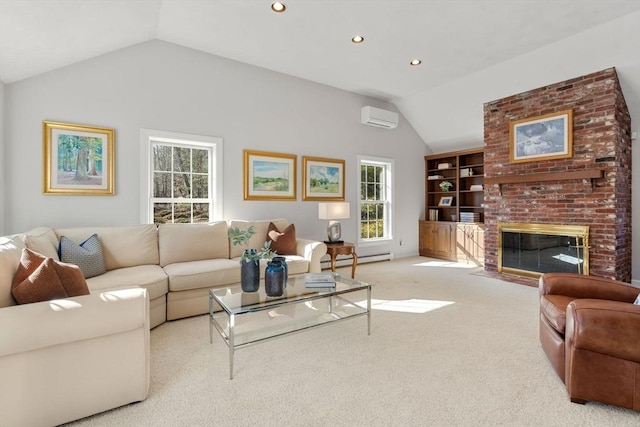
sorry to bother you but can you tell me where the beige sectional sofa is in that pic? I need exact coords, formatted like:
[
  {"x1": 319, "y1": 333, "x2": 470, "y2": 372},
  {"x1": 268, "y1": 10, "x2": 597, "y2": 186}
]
[
  {"x1": 0, "y1": 232, "x2": 150, "y2": 427},
  {"x1": 0, "y1": 218, "x2": 326, "y2": 427}
]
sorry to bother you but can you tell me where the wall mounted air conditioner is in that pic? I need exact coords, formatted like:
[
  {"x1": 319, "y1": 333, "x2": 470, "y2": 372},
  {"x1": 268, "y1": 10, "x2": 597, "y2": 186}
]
[{"x1": 360, "y1": 106, "x2": 399, "y2": 129}]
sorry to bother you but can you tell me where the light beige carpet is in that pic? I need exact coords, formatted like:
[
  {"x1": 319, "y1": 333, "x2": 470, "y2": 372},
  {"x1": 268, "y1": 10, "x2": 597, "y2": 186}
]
[{"x1": 65, "y1": 257, "x2": 638, "y2": 426}]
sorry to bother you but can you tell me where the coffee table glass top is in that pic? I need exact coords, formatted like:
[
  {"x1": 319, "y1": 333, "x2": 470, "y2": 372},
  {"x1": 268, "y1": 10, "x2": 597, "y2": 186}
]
[
  {"x1": 209, "y1": 272, "x2": 371, "y2": 379},
  {"x1": 210, "y1": 273, "x2": 369, "y2": 315}
]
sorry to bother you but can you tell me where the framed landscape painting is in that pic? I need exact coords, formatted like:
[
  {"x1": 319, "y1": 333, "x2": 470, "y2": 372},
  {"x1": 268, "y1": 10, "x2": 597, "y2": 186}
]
[
  {"x1": 243, "y1": 150, "x2": 297, "y2": 200},
  {"x1": 438, "y1": 196, "x2": 454, "y2": 207},
  {"x1": 43, "y1": 121, "x2": 115, "y2": 195},
  {"x1": 509, "y1": 110, "x2": 573, "y2": 163},
  {"x1": 302, "y1": 156, "x2": 345, "y2": 201}
]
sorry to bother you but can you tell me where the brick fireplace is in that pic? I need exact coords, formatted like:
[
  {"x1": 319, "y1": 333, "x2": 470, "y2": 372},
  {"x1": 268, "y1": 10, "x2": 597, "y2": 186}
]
[{"x1": 483, "y1": 68, "x2": 632, "y2": 283}]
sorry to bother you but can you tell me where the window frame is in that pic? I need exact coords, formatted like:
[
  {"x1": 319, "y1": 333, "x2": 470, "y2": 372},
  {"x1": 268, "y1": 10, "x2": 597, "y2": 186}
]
[
  {"x1": 140, "y1": 129, "x2": 223, "y2": 224},
  {"x1": 357, "y1": 154, "x2": 394, "y2": 245}
]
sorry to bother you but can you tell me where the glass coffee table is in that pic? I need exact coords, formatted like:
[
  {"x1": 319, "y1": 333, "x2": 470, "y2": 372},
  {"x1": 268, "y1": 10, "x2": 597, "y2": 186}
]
[{"x1": 209, "y1": 273, "x2": 371, "y2": 379}]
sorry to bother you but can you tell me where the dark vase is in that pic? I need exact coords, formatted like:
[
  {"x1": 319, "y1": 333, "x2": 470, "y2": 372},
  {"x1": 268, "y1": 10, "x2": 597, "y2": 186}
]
[
  {"x1": 264, "y1": 259, "x2": 285, "y2": 297},
  {"x1": 272, "y1": 256, "x2": 288, "y2": 288},
  {"x1": 240, "y1": 250, "x2": 260, "y2": 293}
]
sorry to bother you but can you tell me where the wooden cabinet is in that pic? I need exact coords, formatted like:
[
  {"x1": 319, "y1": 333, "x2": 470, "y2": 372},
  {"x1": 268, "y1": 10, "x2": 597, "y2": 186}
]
[
  {"x1": 419, "y1": 221, "x2": 457, "y2": 261},
  {"x1": 421, "y1": 148, "x2": 485, "y2": 264},
  {"x1": 455, "y1": 223, "x2": 485, "y2": 265}
]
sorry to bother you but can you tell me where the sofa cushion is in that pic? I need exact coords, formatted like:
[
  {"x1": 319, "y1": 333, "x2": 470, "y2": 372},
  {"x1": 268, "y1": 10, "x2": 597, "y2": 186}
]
[
  {"x1": 59, "y1": 234, "x2": 106, "y2": 279},
  {"x1": 163, "y1": 258, "x2": 240, "y2": 292},
  {"x1": 257, "y1": 256, "x2": 309, "y2": 277},
  {"x1": 267, "y1": 222, "x2": 297, "y2": 255},
  {"x1": 11, "y1": 249, "x2": 89, "y2": 304},
  {"x1": 159, "y1": 222, "x2": 229, "y2": 267},
  {"x1": 22, "y1": 227, "x2": 59, "y2": 260},
  {"x1": 55, "y1": 225, "x2": 159, "y2": 271},
  {"x1": 229, "y1": 218, "x2": 289, "y2": 258},
  {"x1": 0, "y1": 235, "x2": 26, "y2": 308},
  {"x1": 86, "y1": 265, "x2": 168, "y2": 301},
  {"x1": 634, "y1": 294, "x2": 640, "y2": 305}
]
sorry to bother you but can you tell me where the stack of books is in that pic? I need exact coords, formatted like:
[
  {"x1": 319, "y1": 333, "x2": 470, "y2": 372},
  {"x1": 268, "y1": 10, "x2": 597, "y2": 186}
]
[
  {"x1": 469, "y1": 184, "x2": 484, "y2": 191},
  {"x1": 428, "y1": 209, "x2": 439, "y2": 221},
  {"x1": 304, "y1": 273, "x2": 336, "y2": 288},
  {"x1": 460, "y1": 212, "x2": 481, "y2": 223},
  {"x1": 427, "y1": 175, "x2": 444, "y2": 180}
]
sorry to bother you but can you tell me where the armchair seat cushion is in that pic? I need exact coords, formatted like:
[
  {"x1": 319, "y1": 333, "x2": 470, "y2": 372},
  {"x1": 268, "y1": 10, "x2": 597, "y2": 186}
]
[{"x1": 540, "y1": 294, "x2": 576, "y2": 333}]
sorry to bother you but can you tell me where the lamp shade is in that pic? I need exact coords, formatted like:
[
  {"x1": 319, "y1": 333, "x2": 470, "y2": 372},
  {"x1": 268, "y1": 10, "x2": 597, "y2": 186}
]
[{"x1": 318, "y1": 202, "x2": 350, "y2": 220}]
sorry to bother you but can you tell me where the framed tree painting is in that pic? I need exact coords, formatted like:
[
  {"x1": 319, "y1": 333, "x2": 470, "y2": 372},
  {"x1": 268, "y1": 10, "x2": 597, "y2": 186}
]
[
  {"x1": 509, "y1": 110, "x2": 573, "y2": 163},
  {"x1": 43, "y1": 121, "x2": 115, "y2": 195},
  {"x1": 302, "y1": 156, "x2": 345, "y2": 201},
  {"x1": 243, "y1": 150, "x2": 297, "y2": 200}
]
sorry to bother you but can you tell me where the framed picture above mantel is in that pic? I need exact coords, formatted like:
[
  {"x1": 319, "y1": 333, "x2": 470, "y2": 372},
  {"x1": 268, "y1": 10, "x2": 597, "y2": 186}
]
[{"x1": 509, "y1": 110, "x2": 573, "y2": 163}]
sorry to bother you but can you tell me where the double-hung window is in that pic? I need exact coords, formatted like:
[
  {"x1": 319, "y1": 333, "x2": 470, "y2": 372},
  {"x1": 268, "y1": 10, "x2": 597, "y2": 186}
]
[
  {"x1": 140, "y1": 129, "x2": 223, "y2": 224},
  {"x1": 358, "y1": 155, "x2": 393, "y2": 242}
]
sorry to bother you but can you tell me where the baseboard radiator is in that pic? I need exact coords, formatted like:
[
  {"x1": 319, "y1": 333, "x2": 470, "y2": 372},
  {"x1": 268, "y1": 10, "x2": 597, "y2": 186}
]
[{"x1": 320, "y1": 252, "x2": 393, "y2": 269}]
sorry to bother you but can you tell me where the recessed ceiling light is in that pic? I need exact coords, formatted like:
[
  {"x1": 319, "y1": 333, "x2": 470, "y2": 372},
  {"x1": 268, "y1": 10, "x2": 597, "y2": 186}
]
[
  {"x1": 410, "y1": 59, "x2": 422, "y2": 66},
  {"x1": 271, "y1": 2, "x2": 286, "y2": 13},
  {"x1": 351, "y1": 35, "x2": 364, "y2": 44}
]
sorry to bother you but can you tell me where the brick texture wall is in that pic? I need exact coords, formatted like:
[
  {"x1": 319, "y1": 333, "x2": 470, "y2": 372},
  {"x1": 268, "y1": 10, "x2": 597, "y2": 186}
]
[{"x1": 483, "y1": 68, "x2": 632, "y2": 282}]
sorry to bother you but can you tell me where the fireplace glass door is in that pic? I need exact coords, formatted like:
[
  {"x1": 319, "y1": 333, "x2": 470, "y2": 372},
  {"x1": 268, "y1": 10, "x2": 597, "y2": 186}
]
[{"x1": 498, "y1": 223, "x2": 589, "y2": 278}]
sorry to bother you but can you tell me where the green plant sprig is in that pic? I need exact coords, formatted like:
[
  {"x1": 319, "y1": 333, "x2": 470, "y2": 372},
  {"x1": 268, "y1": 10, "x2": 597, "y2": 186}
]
[{"x1": 229, "y1": 226, "x2": 277, "y2": 263}]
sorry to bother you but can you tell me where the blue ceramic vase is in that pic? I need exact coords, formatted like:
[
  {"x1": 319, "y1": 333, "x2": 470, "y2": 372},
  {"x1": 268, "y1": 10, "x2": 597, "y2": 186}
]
[
  {"x1": 271, "y1": 256, "x2": 288, "y2": 288},
  {"x1": 264, "y1": 259, "x2": 285, "y2": 297},
  {"x1": 240, "y1": 249, "x2": 260, "y2": 292}
]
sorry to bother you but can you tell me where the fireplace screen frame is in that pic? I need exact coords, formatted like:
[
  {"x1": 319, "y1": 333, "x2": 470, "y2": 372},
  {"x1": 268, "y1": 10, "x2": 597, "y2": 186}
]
[{"x1": 498, "y1": 222, "x2": 589, "y2": 278}]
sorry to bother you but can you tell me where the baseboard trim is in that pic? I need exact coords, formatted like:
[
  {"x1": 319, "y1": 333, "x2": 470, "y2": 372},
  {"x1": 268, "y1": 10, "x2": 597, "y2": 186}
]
[{"x1": 320, "y1": 252, "x2": 393, "y2": 269}]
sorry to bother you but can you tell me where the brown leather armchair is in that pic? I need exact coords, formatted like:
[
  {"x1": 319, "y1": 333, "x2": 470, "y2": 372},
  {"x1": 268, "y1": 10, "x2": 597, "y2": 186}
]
[{"x1": 539, "y1": 272, "x2": 640, "y2": 411}]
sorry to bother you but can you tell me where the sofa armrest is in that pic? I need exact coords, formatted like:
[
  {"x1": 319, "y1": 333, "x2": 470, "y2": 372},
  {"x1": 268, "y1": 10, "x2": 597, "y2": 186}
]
[
  {"x1": 0, "y1": 288, "x2": 149, "y2": 357},
  {"x1": 296, "y1": 238, "x2": 327, "y2": 273},
  {"x1": 566, "y1": 299, "x2": 640, "y2": 363},
  {"x1": 539, "y1": 273, "x2": 640, "y2": 303}
]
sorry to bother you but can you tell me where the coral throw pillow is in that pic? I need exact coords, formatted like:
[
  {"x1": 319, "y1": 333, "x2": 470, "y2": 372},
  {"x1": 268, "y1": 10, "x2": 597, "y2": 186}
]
[
  {"x1": 11, "y1": 248, "x2": 90, "y2": 304},
  {"x1": 267, "y1": 223, "x2": 297, "y2": 255}
]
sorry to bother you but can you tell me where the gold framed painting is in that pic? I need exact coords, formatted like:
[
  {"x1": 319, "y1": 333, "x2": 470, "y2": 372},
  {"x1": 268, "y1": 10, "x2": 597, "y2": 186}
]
[
  {"x1": 43, "y1": 121, "x2": 115, "y2": 195},
  {"x1": 243, "y1": 150, "x2": 297, "y2": 200},
  {"x1": 509, "y1": 110, "x2": 573, "y2": 163},
  {"x1": 302, "y1": 156, "x2": 345, "y2": 201}
]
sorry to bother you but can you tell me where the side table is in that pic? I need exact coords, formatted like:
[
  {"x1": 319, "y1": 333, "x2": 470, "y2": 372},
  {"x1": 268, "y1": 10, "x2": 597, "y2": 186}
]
[{"x1": 325, "y1": 242, "x2": 358, "y2": 279}]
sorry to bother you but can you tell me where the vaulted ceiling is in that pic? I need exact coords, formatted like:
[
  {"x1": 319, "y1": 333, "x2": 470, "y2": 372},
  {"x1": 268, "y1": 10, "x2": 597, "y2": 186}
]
[{"x1": 2, "y1": 0, "x2": 639, "y2": 149}]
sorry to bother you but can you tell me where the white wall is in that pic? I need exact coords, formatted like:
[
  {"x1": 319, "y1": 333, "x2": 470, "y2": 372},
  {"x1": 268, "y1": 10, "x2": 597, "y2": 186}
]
[
  {"x1": 397, "y1": 11, "x2": 640, "y2": 283},
  {"x1": 0, "y1": 81, "x2": 5, "y2": 235},
  {"x1": 4, "y1": 40, "x2": 427, "y2": 258}
]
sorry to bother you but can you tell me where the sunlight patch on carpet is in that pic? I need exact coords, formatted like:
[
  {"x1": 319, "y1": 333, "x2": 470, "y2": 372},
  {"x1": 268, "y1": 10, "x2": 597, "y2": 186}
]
[
  {"x1": 412, "y1": 260, "x2": 477, "y2": 269},
  {"x1": 351, "y1": 298, "x2": 455, "y2": 314}
]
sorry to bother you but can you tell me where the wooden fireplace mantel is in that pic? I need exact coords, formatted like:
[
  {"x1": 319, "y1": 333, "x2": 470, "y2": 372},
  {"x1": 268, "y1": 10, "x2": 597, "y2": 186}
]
[{"x1": 485, "y1": 169, "x2": 603, "y2": 192}]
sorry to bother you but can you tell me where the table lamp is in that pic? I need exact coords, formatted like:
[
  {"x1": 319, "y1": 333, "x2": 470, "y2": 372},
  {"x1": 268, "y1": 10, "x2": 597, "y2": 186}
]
[{"x1": 318, "y1": 202, "x2": 350, "y2": 243}]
